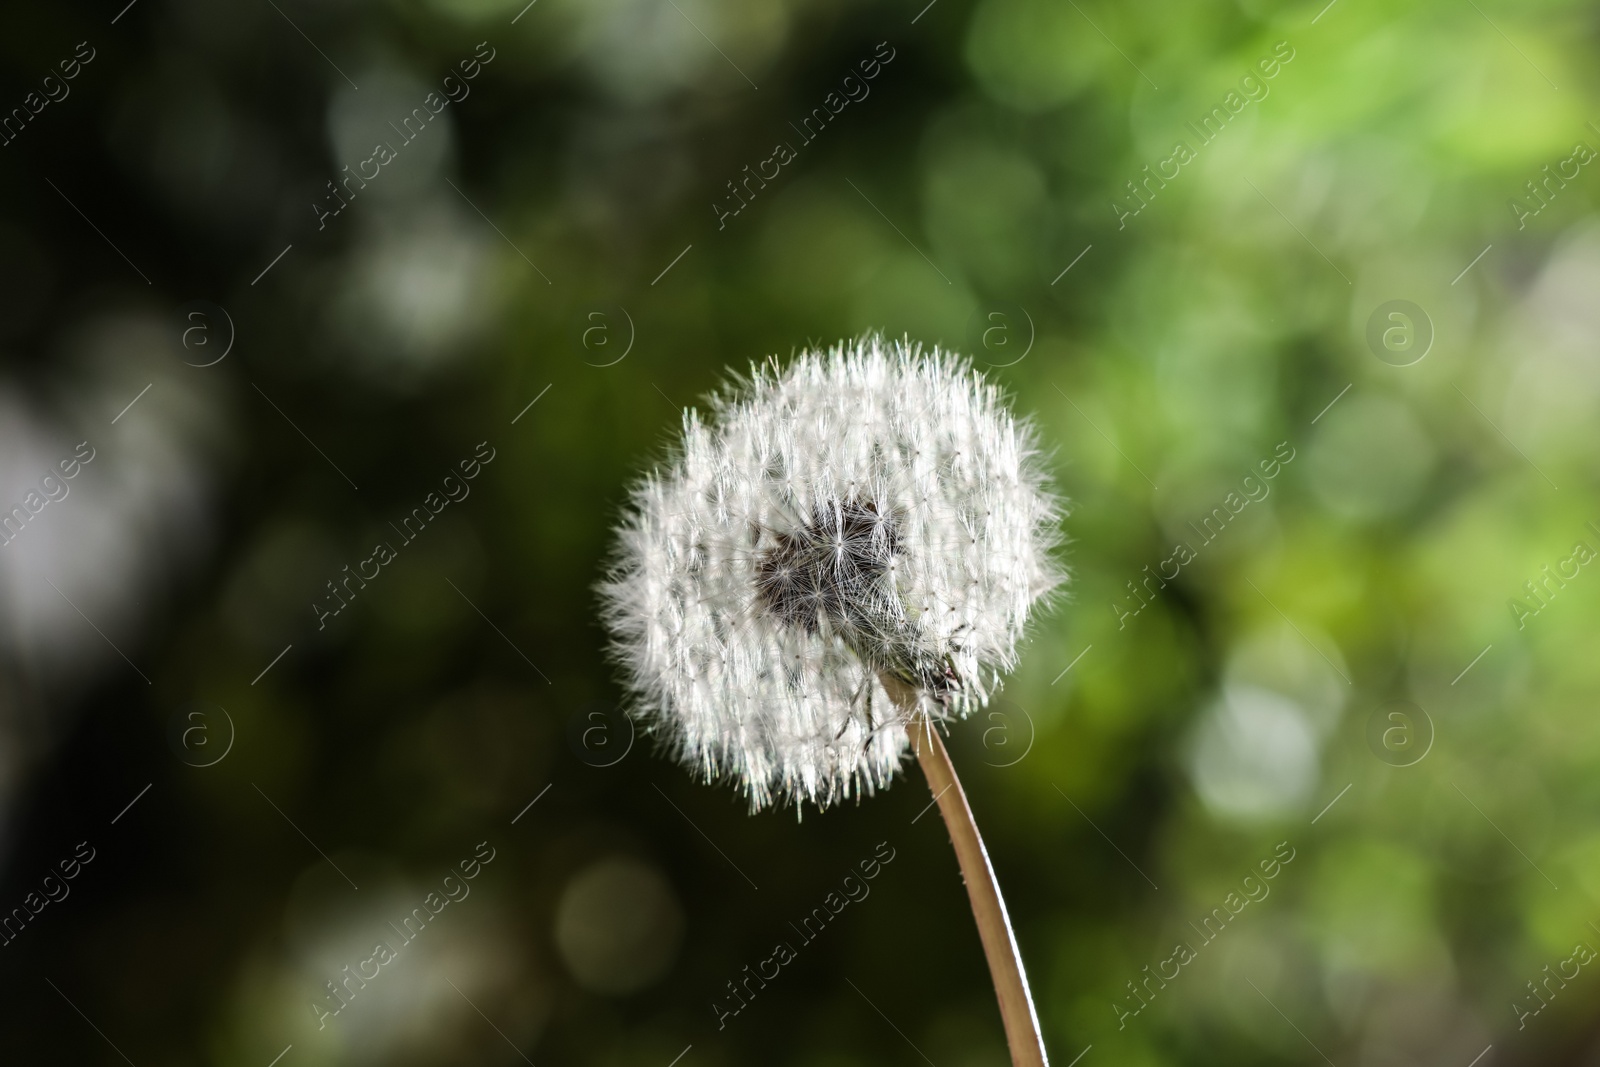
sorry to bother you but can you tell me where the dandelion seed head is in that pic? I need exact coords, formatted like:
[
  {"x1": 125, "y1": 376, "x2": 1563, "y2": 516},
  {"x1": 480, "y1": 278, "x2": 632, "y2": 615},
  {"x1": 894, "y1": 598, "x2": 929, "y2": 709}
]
[{"x1": 599, "y1": 337, "x2": 1065, "y2": 811}]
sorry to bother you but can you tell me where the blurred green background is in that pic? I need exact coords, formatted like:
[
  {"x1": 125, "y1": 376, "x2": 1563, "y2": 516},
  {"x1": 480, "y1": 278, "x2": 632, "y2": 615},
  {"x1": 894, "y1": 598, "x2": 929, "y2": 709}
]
[{"x1": 2, "y1": 0, "x2": 1598, "y2": 1063}]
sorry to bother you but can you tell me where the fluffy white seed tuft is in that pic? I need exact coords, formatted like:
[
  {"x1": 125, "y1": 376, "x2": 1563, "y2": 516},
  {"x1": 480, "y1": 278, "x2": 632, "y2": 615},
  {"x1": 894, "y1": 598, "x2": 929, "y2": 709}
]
[{"x1": 599, "y1": 337, "x2": 1065, "y2": 812}]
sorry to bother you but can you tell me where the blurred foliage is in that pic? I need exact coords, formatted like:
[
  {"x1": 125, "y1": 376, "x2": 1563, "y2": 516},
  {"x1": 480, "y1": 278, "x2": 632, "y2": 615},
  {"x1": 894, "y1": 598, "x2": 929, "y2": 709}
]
[{"x1": 2, "y1": 0, "x2": 1600, "y2": 1064}]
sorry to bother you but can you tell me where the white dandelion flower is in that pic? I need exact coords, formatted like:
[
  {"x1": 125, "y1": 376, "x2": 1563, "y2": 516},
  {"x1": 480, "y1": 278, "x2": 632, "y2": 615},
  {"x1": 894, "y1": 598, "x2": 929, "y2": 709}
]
[
  {"x1": 602, "y1": 335, "x2": 1063, "y2": 1066},
  {"x1": 599, "y1": 336, "x2": 1065, "y2": 811}
]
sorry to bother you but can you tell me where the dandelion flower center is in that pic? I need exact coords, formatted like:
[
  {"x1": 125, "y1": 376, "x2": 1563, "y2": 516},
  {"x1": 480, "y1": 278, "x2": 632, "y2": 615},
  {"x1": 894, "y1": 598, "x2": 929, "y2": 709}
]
[{"x1": 754, "y1": 499, "x2": 900, "y2": 638}]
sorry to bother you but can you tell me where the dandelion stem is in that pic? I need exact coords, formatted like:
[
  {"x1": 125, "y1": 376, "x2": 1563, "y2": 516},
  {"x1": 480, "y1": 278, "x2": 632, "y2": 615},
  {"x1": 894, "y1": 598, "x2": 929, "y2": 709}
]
[{"x1": 886, "y1": 678, "x2": 1049, "y2": 1066}]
